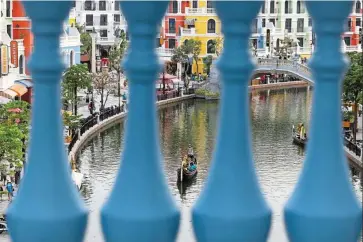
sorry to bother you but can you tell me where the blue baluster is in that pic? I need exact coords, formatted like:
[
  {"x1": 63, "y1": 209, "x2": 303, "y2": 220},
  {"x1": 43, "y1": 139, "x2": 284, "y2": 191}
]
[
  {"x1": 284, "y1": 1, "x2": 362, "y2": 242},
  {"x1": 192, "y1": 1, "x2": 272, "y2": 241},
  {"x1": 101, "y1": 2, "x2": 180, "y2": 241},
  {"x1": 6, "y1": 2, "x2": 88, "y2": 242}
]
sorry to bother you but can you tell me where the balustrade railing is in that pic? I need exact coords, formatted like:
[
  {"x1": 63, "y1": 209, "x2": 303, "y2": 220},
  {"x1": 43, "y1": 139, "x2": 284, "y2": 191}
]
[{"x1": 6, "y1": 1, "x2": 362, "y2": 242}]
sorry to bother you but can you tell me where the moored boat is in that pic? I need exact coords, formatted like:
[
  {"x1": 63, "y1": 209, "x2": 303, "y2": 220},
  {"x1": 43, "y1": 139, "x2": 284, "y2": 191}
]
[{"x1": 72, "y1": 170, "x2": 83, "y2": 190}]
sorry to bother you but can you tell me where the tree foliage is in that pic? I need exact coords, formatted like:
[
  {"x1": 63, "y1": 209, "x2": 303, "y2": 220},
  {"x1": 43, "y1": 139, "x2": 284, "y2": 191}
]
[
  {"x1": 274, "y1": 36, "x2": 297, "y2": 58},
  {"x1": 203, "y1": 55, "x2": 213, "y2": 76},
  {"x1": 92, "y1": 70, "x2": 118, "y2": 111},
  {"x1": 62, "y1": 64, "x2": 92, "y2": 115},
  {"x1": 207, "y1": 38, "x2": 224, "y2": 57},
  {"x1": 108, "y1": 31, "x2": 128, "y2": 74},
  {"x1": 0, "y1": 123, "x2": 23, "y2": 166},
  {"x1": 63, "y1": 111, "x2": 81, "y2": 136},
  {"x1": 343, "y1": 51, "x2": 363, "y2": 141},
  {"x1": 0, "y1": 101, "x2": 30, "y2": 138}
]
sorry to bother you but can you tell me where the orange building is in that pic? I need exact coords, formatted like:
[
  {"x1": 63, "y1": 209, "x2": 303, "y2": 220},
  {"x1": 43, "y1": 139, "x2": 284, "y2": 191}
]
[{"x1": 12, "y1": 0, "x2": 33, "y2": 75}]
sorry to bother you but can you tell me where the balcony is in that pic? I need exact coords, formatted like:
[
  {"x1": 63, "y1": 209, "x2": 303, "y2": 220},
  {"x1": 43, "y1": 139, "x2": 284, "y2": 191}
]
[
  {"x1": 4, "y1": 2, "x2": 362, "y2": 242},
  {"x1": 185, "y1": 7, "x2": 216, "y2": 15},
  {"x1": 180, "y1": 27, "x2": 196, "y2": 36}
]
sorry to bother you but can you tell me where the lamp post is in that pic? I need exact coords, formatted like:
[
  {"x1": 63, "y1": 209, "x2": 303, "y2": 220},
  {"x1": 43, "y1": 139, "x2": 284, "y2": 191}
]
[{"x1": 90, "y1": 29, "x2": 97, "y2": 104}]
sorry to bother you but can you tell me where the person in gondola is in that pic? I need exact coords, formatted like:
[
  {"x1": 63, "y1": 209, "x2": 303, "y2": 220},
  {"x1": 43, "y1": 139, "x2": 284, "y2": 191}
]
[
  {"x1": 182, "y1": 155, "x2": 188, "y2": 171},
  {"x1": 188, "y1": 144, "x2": 194, "y2": 158}
]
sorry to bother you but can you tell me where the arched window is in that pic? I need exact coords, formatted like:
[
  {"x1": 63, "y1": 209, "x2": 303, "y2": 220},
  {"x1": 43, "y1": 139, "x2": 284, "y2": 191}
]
[
  {"x1": 70, "y1": 51, "x2": 74, "y2": 67},
  {"x1": 207, "y1": 19, "x2": 216, "y2": 33},
  {"x1": 285, "y1": 0, "x2": 289, "y2": 13},
  {"x1": 207, "y1": 40, "x2": 214, "y2": 54},
  {"x1": 184, "y1": 39, "x2": 189, "y2": 45},
  {"x1": 19, "y1": 55, "x2": 24, "y2": 74},
  {"x1": 270, "y1": 0, "x2": 275, "y2": 13},
  {"x1": 356, "y1": 1, "x2": 361, "y2": 13}
]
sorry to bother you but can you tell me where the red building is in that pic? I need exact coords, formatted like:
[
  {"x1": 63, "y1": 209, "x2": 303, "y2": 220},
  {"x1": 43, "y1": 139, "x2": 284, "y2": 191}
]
[
  {"x1": 12, "y1": 0, "x2": 33, "y2": 76},
  {"x1": 162, "y1": 0, "x2": 189, "y2": 49},
  {"x1": 344, "y1": 2, "x2": 362, "y2": 48}
]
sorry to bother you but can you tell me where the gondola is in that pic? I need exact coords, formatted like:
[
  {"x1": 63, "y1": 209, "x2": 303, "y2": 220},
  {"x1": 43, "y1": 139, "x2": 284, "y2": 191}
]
[
  {"x1": 177, "y1": 156, "x2": 198, "y2": 182},
  {"x1": 292, "y1": 124, "x2": 307, "y2": 148}
]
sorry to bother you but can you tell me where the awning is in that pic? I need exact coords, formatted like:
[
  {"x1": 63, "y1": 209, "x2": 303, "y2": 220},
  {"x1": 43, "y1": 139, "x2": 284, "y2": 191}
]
[
  {"x1": 15, "y1": 79, "x2": 33, "y2": 88},
  {"x1": 0, "y1": 96, "x2": 11, "y2": 104},
  {"x1": 3, "y1": 89, "x2": 18, "y2": 98},
  {"x1": 185, "y1": 18, "x2": 195, "y2": 25},
  {"x1": 7, "y1": 83, "x2": 28, "y2": 96}
]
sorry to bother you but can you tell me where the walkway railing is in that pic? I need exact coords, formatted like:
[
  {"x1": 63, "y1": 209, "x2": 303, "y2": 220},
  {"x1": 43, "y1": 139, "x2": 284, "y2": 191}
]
[
  {"x1": 6, "y1": 1, "x2": 362, "y2": 242},
  {"x1": 256, "y1": 58, "x2": 314, "y2": 83}
]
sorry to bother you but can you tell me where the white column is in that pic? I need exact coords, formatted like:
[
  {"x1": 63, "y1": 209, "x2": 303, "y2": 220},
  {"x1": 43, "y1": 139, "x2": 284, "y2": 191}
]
[{"x1": 91, "y1": 34, "x2": 96, "y2": 73}]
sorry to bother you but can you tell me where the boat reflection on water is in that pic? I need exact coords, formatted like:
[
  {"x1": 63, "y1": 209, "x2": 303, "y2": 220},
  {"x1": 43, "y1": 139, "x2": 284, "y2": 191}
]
[{"x1": 176, "y1": 176, "x2": 197, "y2": 197}]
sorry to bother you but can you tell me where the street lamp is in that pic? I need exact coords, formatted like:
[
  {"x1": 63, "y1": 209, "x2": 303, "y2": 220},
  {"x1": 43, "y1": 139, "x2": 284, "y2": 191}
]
[{"x1": 90, "y1": 28, "x2": 97, "y2": 74}]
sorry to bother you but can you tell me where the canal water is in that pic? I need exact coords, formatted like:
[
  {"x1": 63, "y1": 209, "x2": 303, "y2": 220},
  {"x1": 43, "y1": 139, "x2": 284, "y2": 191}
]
[{"x1": 77, "y1": 87, "x2": 362, "y2": 242}]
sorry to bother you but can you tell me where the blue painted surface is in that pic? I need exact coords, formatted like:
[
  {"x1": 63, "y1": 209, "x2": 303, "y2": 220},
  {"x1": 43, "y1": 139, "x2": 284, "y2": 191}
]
[
  {"x1": 3, "y1": 1, "x2": 361, "y2": 241},
  {"x1": 192, "y1": 1, "x2": 272, "y2": 241},
  {"x1": 6, "y1": 2, "x2": 88, "y2": 242},
  {"x1": 284, "y1": 1, "x2": 362, "y2": 242},
  {"x1": 100, "y1": 1, "x2": 180, "y2": 241},
  {"x1": 61, "y1": 46, "x2": 81, "y2": 67}
]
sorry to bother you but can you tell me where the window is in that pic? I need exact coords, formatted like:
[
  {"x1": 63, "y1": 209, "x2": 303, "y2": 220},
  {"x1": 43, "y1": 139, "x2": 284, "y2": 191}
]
[
  {"x1": 72, "y1": 0, "x2": 76, "y2": 8},
  {"x1": 207, "y1": 0, "x2": 213, "y2": 8},
  {"x1": 207, "y1": 40, "x2": 214, "y2": 54},
  {"x1": 70, "y1": 51, "x2": 74, "y2": 67},
  {"x1": 252, "y1": 19, "x2": 258, "y2": 33},
  {"x1": 84, "y1": 1, "x2": 94, "y2": 10},
  {"x1": 296, "y1": 1, "x2": 302, "y2": 13},
  {"x1": 7, "y1": 25, "x2": 11, "y2": 39},
  {"x1": 261, "y1": 1, "x2": 265, "y2": 13},
  {"x1": 269, "y1": 18, "x2": 275, "y2": 26},
  {"x1": 285, "y1": 0, "x2": 291, "y2": 14},
  {"x1": 99, "y1": 1, "x2": 106, "y2": 10},
  {"x1": 100, "y1": 15, "x2": 108, "y2": 26},
  {"x1": 172, "y1": 0, "x2": 178, "y2": 13},
  {"x1": 356, "y1": 1, "x2": 361, "y2": 13},
  {"x1": 285, "y1": 18, "x2": 292, "y2": 32},
  {"x1": 115, "y1": 0, "x2": 120, "y2": 10},
  {"x1": 344, "y1": 36, "x2": 351, "y2": 46},
  {"x1": 207, "y1": 19, "x2": 216, "y2": 33},
  {"x1": 169, "y1": 39, "x2": 176, "y2": 49},
  {"x1": 262, "y1": 19, "x2": 266, "y2": 27},
  {"x1": 114, "y1": 14, "x2": 120, "y2": 23},
  {"x1": 193, "y1": 0, "x2": 198, "y2": 8},
  {"x1": 100, "y1": 30, "x2": 108, "y2": 38},
  {"x1": 297, "y1": 18, "x2": 304, "y2": 32},
  {"x1": 86, "y1": 15, "x2": 93, "y2": 26},
  {"x1": 347, "y1": 19, "x2": 352, "y2": 31},
  {"x1": 356, "y1": 18, "x2": 361, "y2": 26},
  {"x1": 6, "y1": 0, "x2": 11, "y2": 17},
  {"x1": 297, "y1": 37, "x2": 304, "y2": 47},
  {"x1": 308, "y1": 17, "x2": 312, "y2": 27},
  {"x1": 169, "y1": 19, "x2": 176, "y2": 33},
  {"x1": 19, "y1": 55, "x2": 24, "y2": 74},
  {"x1": 270, "y1": 0, "x2": 275, "y2": 13}
]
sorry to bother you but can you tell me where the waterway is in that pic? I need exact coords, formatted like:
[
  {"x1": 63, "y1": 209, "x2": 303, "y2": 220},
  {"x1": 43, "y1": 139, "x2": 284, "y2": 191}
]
[{"x1": 77, "y1": 87, "x2": 362, "y2": 242}]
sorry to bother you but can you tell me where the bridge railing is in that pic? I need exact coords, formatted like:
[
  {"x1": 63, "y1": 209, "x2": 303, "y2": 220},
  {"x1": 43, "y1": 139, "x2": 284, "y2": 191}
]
[{"x1": 6, "y1": 1, "x2": 362, "y2": 242}]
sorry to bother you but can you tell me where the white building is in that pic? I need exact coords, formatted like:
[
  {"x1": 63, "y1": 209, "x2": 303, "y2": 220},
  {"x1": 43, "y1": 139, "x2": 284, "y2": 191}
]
[{"x1": 74, "y1": 0, "x2": 128, "y2": 57}]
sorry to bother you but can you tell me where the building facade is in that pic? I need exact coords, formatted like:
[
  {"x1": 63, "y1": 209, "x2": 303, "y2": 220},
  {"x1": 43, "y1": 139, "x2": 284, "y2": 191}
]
[{"x1": 74, "y1": 0, "x2": 128, "y2": 57}]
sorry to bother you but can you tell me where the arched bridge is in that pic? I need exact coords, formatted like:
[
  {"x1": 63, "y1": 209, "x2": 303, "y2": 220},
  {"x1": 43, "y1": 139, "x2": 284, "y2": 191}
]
[{"x1": 255, "y1": 58, "x2": 314, "y2": 84}]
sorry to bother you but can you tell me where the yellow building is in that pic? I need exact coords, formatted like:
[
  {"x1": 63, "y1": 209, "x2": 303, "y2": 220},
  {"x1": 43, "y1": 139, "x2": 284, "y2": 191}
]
[{"x1": 180, "y1": 0, "x2": 223, "y2": 74}]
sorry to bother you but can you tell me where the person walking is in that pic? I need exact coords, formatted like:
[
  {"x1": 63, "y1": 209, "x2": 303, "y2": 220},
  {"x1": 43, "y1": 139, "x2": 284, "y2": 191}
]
[
  {"x1": 88, "y1": 100, "x2": 95, "y2": 115},
  {"x1": 6, "y1": 181, "x2": 14, "y2": 202}
]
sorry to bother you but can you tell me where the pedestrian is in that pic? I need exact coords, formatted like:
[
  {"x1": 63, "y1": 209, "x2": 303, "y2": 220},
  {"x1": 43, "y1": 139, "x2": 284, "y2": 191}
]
[
  {"x1": 88, "y1": 100, "x2": 95, "y2": 115},
  {"x1": 6, "y1": 181, "x2": 14, "y2": 202}
]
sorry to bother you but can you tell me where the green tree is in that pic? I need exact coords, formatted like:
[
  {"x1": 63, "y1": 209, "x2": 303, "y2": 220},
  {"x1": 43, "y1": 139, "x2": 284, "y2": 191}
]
[
  {"x1": 171, "y1": 39, "x2": 202, "y2": 89},
  {"x1": 207, "y1": 38, "x2": 224, "y2": 57},
  {"x1": 0, "y1": 123, "x2": 24, "y2": 167},
  {"x1": 108, "y1": 31, "x2": 128, "y2": 108},
  {"x1": 343, "y1": 51, "x2": 363, "y2": 141},
  {"x1": 62, "y1": 111, "x2": 81, "y2": 137},
  {"x1": 62, "y1": 64, "x2": 92, "y2": 115},
  {"x1": 203, "y1": 55, "x2": 213, "y2": 76}
]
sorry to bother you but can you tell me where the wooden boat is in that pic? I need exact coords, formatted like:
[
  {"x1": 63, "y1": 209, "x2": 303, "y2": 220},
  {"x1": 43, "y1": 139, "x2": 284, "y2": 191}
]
[
  {"x1": 177, "y1": 156, "x2": 198, "y2": 182},
  {"x1": 292, "y1": 125, "x2": 307, "y2": 148}
]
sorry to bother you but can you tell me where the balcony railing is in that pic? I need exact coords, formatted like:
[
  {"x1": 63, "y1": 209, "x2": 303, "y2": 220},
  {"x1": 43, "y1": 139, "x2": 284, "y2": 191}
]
[
  {"x1": 180, "y1": 27, "x2": 196, "y2": 35},
  {"x1": 5, "y1": 2, "x2": 362, "y2": 242},
  {"x1": 185, "y1": 7, "x2": 216, "y2": 15}
]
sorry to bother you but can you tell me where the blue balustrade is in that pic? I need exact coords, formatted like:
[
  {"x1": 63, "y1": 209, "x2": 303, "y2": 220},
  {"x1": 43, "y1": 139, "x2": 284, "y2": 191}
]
[
  {"x1": 192, "y1": 1, "x2": 272, "y2": 242},
  {"x1": 5, "y1": 1, "x2": 362, "y2": 242},
  {"x1": 7, "y1": 1, "x2": 88, "y2": 242},
  {"x1": 100, "y1": 1, "x2": 180, "y2": 241},
  {"x1": 284, "y1": 1, "x2": 362, "y2": 242}
]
